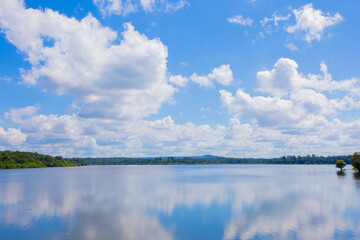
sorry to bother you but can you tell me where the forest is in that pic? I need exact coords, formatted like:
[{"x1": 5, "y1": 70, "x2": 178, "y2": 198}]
[
  {"x1": 71, "y1": 154, "x2": 352, "y2": 165},
  {"x1": 0, "y1": 151, "x2": 354, "y2": 169},
  {"x1": 0, "y1": 151, "x2": 87, "y2": 169}
]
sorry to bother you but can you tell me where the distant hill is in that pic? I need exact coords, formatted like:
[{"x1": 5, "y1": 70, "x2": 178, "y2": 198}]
[
  {"x1": 142, "y1": 155, "x2": 222, "y2": 159},
  {"x1": 195, "y1": 155, "x2": 222, "y2": 158},
  {"x1": 0, "y1": 150, "x2": 87, "y2": 169}
]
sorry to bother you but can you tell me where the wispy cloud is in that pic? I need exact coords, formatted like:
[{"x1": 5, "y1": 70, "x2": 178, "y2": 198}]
[
  {"x1": 93, "y1": 0, "x2": 189, "y2": 16},
  {"x1": 227, "y1": 15, "x2": 253, "y2": 26},
  {"x1": 287, "y1": 3, "x2": 343, "y2": 42},
  {"x1": 0, "y1": 76, "x2": 11, "y2": 82},
  {"x1": 260, "y1": 11, "x2": 291, "y2": 27}
]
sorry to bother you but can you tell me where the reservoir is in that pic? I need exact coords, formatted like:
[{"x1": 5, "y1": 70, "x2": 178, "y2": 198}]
[{"x1": 0, "y1": 165, "x2": 359, "y2": 240}]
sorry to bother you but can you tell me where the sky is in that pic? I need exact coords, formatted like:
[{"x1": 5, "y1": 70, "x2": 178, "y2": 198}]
[{"x1": 0, "y1": 0, "x2": 359, "y2": 158}]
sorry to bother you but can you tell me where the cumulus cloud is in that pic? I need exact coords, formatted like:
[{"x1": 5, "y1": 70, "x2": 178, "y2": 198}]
[
  {"x1": 20, "y1": 114, "x2": 83, "y2": 143},
  {"x1": 0, "y1": 1, "x2": 359, "y2": 157},
  {"x1": 169, "y1": 75, "x2": 188, "y2": 87},
  {"x1": 0, "y1": 0, "x2": 175, "y2": 120},
  {"x1": 190, "y1": 74, "x2": 213, "y2": 87},
  {"x1": 220, "y1": 89, "x2": 301, "y2": 127},
  {"x1": 287, "y1": 4, "x2": 343, "y2": 42},
  {"x1": 93, "y1": 0, "x2": 189, "y2": 16},
  {"x1": 209, "y1": 64, "x2": 234, "y2": 86},
  {"x1": 4, "y1": 106, "x2": 38, "y2": 124},
  {"x1": 2, "y1": 107, "x2": 360, "y2": 157},
  {"x1": 256, "y1": 58, "x2": 359, "y2": 97},
  {"x1": 258, "y1": 5, "x2": 343, "y2": 45},
  {"x1": 221, "y1": 58, "x2": 360, "y2": 131},
  {"x1": 220, "y1": 88, "x2": 360, "y2": 148},
  {"x1": 190, "y1": 64, "x2": 234, "y2": 87},
  {"x1": 257, "y1": 58, "x2": 301, "y2": 97},
  {"x1": 0, "y1": 127, "x2": 26, "y2": 146},
  {"x1": 227, "y1": 15, "x2": 253, "y2": 26}
]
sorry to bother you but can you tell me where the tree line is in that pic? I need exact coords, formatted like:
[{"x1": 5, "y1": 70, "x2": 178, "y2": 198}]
[
  {"x1": 335, "y1": 152, "x2": 360, "y2": 173},
  {"x1": 71, "y1": 154, "x2": 352, "y2": 165},
  {"x1": 0, "y1": 150, "x2": 87, "y2": 169},
  {"x1": 1, "y1": 151, "x2": 357, "y2": 169}
]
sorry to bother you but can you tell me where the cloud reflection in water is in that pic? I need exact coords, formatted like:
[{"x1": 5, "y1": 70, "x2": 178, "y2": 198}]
[{"x1": 0, "y1": 165, "x2": 360, "y2": 240}]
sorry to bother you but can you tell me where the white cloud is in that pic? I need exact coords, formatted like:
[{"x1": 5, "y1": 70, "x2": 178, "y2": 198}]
[
  {"x1": 221, "y1": 87, "x2": 360, "y2": 134},
  {"x1": 258, "y1": 5, "x2": 342, "y2": 45},
  {"x1": 220, "y1": 89, "x2": 301, "y2": 127},
  {"x1": 260, "y1": 11, "x2": 291, "y2": 27},
  {"x1": 1, "y1": 106, "x2": 360, "y2": 157},
  {"x1": 287, "y1": 4, "x2": 343, "y2": 42},
  {"x1": 290, "y1": 89, "x2": 344, "y2": 115},
  {"x1": 0, "y1": 1, "x2": 358, "y2": 157},
  {"x1": 284, "y1": 42, "x2": 298, "y2": 51},
  {"x1": 190, "y1": 73, "x2": 213, "y2": 87},
  {"x1": 93, "y1": 0, "x2": 189, "y2": 16},
  {"x1": 21, "y1": 114, "x2": 82, "y2": 138},
  {"x1": 0, "y1": 76, "x2": 11, "y2": 82},
  {"x1": 209, "y1": 64, "x2": 234, "y2": 86},
  {"x1": 164, "y1": 0, "x2": 189, "y2": 12},
  {"x1": 139, "y1": 0, "x2": 154, "y2": 11},
  {"x1": 221, "y1": 58, "x2": 360, "y2": 130},
  {"x1": 9, "y1": 113, "x2": 98, "y2": 155},
  {"x1": 257, "y1": 58, "x2": 301, "y2": 97},
  {"x1": 190, "y1": 64, "x2": 234, "y2": 87},
  {"x1": 4, "y1": 106, "x2": 38, "y2": 124},
  {"x1": 0, "y1": 127, "x2": 26, "y2": 146},
  {"x1": 169, "y1": 75, "x2": 188, "y2": 87},
  {"x1": 256, "y1": 58, "x2": 359, "y2": 97},
  {"x1": 227, "y1": 15, "x2": 253, "y2": 26},
  {"x1": 93, "y1": 0, "x2": 137, "y2": 16},
  {"x1": 0, "y1": 0, "x2": 175, "y2": 120}
]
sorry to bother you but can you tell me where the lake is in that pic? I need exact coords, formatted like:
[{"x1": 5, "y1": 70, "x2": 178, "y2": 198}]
[{"x1": 0, "y1": 165, "x2": 360, "y2": 240}]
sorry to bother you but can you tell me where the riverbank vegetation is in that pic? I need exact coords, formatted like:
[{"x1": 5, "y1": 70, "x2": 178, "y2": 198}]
[
  {"x1": 0, "y1": 151, "x2": 87, "y2": 169},
  {"x1": 351, "y1": 152, "x2": 360, "y2": 171},
  {"x1": 1, "y1": 151, "x2": 355, "y2": 169},
  {"x1": 72, "y1": 154, "x2": 352, "y2": 165}
]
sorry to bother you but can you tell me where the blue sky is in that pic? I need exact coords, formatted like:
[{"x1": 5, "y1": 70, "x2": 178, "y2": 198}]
[{"x1": 0, "y1": 0, "x2": 359, "y2": 157}]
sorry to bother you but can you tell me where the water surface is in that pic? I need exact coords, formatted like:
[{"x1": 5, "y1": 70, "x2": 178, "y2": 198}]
[{"x1": 0, "y1": 165, "x2": 359, "y2": 240}]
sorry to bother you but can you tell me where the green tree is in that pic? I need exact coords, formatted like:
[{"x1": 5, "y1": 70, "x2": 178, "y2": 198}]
[
  {"x1": 351, "y1": 152, "x2": 360, "y2": 162},
  {"x1": 351, "y1": 152, "x2": 360, "y2": 171},
  {"x1": 353, "y1": 160, "x2": 360, "y2": 171},
  {"x1": 335, "y1": 160, "x2": 346, "y2": 171},
  {"x1": 0, "y1": 150, "x2": 87, "y2": 169}
]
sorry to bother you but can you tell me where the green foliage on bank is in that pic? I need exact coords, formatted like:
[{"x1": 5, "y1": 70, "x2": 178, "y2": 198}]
[
  {"x1": 1, "y1": 151, "x2": 354, "y2": 168},
  {"x1": 71, "y1": 154, "x2": 352, "y2": 165},
  {"x1": 351, "y1": 152, "x2": 360, "y2": 171},
  {"x1": 0, "y1": 151, "x2": 87, "y2": 169}
]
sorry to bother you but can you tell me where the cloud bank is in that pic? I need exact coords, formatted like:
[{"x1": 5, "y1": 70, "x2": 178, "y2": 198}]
[{"x1": 0, "y1": 1, "x2": 359, "y2": 158}]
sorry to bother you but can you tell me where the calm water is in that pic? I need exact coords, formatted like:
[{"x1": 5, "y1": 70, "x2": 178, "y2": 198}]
[{"x1": 0, "y1": 165, "x2": 360, "y2": 240}]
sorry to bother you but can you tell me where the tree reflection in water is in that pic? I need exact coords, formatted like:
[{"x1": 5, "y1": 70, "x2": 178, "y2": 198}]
[{"x1": 336, "y1": 170, "x2": 346, "y2": 177}]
